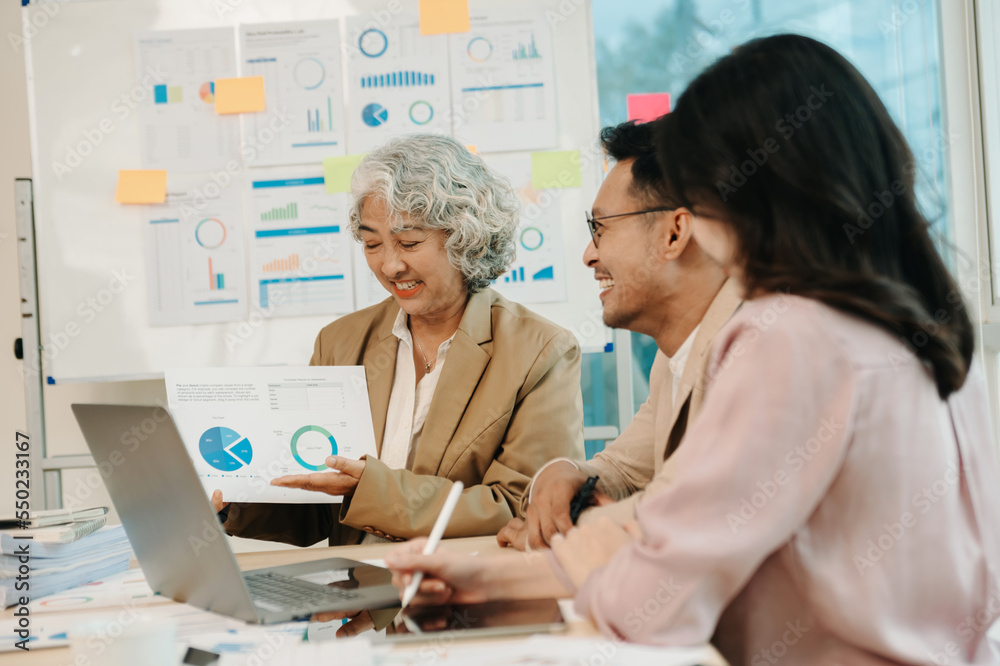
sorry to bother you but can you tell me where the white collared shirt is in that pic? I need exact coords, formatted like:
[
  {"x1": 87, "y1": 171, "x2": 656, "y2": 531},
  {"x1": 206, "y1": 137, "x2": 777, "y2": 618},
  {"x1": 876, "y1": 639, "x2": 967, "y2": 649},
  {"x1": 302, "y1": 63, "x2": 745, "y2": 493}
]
[
  {"x1": 380, "y1": 309, "x2": 455, "y2": 471},
  {"x1": 668, "y1": 325, "x2": 699, "y2": 406}
]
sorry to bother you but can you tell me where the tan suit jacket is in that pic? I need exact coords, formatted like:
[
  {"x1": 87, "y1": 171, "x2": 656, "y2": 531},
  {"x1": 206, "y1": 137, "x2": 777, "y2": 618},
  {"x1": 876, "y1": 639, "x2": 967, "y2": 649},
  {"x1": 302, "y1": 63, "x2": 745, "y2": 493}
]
[
  {"x1": 575, "y1": 278, "x2": 742, "y2": 525},
  {"x1": 225, "y1": 288, "x2": 584, "y2": 546}
]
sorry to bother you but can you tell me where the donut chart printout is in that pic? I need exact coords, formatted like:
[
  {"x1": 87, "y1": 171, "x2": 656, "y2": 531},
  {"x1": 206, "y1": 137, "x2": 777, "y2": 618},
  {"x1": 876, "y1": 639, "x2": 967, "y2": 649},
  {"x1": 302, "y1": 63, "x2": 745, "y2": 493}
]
[{"x1": 165, "y1": 366, "x2": 377, "y2": 503}]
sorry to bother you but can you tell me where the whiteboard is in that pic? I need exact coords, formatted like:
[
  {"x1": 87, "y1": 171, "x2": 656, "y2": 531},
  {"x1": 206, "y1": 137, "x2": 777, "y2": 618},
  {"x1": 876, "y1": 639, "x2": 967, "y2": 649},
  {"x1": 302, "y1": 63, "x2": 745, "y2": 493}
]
[{"x1": 25, "y1": 0, "x2": 608, "y2": 383}]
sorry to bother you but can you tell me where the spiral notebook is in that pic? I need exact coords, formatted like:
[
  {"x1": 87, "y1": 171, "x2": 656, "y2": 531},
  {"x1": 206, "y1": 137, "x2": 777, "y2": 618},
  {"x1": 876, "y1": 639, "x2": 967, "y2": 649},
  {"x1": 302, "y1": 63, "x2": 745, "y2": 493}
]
[{"x1": 0, "y1": 515, "x2": 108, "y2": 545}]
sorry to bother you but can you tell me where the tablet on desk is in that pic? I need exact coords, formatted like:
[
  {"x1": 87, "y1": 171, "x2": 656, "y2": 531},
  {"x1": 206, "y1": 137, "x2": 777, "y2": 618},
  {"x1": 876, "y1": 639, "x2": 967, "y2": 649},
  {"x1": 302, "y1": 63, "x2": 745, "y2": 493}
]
[{"x1": 380, "y1": 599, "x2": 565, "y2": 643}]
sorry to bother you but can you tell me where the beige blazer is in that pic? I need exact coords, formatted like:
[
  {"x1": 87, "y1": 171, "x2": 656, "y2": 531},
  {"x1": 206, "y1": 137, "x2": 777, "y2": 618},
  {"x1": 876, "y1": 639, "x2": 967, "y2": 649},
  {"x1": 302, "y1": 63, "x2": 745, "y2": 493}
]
[
  {"x1": 576, "y1": 278, "x2": 742, "y2": 525},
  {"x1": 224, "y1": 288, "x2": 584, "y2": 546}
]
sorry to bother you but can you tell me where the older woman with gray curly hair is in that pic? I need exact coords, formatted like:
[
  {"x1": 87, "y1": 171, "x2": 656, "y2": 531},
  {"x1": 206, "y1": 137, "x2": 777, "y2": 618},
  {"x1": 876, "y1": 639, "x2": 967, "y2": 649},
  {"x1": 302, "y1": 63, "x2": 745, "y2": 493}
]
[{"x1": 222, "y1": 134, "x2": 584, "y2": 552}]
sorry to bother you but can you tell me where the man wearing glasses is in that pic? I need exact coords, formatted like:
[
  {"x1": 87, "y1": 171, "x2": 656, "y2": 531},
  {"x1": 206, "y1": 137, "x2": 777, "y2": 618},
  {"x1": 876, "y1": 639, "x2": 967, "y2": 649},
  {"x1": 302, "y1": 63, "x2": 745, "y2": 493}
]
[{"x1": 498, "y1": 119, "x2": 742, "y2": 550}]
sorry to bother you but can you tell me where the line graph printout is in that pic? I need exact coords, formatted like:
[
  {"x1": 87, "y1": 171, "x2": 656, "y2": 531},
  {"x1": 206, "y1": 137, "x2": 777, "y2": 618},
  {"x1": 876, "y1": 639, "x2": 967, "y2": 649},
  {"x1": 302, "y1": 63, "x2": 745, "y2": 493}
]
[
  {"x1": 344, "y1": 15, "x2": 452, "y2": 152},
  {"x1": 134, "y1": 28, "x2": 241, "y2": 172},
  {"x1": 248, "y1": 168, "x2": 355, "y2": 317},
  {"x1": 449, "y1": 11, "x2": 558, "y2": 152},
  {"x1": 141, "y1": 174, "x2": 247, "y2": 326},
  {"x1": 165, "y1": 366, "x2": 377, "y2": 504},
  {"x1": 239, "y1": 20, "x2": 347, "y2": 166}
]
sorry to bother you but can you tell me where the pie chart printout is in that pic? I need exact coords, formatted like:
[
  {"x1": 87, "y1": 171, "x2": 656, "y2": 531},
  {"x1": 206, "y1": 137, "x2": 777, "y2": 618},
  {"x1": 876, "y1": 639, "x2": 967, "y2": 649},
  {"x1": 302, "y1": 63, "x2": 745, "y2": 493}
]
[
  {"x1": 199, "y1": 426, "x2": 253, "y2": 472},
  {"x1": 362, "y1": 103, "x2": 389, "y2": 127}
]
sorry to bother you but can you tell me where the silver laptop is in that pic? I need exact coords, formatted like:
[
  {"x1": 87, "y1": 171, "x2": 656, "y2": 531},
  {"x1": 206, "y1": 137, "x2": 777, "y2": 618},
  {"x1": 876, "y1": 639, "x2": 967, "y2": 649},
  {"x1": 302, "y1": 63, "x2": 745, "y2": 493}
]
[{"x1": 72, "y1": 403, "x2": 401, "y2": 624}]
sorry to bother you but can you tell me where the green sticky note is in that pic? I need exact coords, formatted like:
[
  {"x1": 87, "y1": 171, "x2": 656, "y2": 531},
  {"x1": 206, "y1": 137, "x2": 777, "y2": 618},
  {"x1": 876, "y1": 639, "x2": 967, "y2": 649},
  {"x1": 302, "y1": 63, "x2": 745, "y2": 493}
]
[
  {"x1": 531, "y1": 151, "x2": 582, "y2": 189},
  {"x1": 323, "y1": 154, "x2": 367, "y2": 193}
]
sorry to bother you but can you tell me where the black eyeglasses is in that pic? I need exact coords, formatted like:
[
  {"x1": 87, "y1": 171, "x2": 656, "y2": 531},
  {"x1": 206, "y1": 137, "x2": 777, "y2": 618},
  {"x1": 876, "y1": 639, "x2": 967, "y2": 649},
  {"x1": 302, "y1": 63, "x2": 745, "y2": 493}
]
[{"x1": 586, "y1": 207, "x2": 674, "y2": 247}]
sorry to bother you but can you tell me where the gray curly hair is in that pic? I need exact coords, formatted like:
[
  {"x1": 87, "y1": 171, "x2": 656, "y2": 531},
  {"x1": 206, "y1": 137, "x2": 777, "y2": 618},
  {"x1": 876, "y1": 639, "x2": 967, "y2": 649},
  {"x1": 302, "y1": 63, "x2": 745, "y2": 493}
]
[{"x1": 348, "y1": 134, "x2": 520, "y2": 293}]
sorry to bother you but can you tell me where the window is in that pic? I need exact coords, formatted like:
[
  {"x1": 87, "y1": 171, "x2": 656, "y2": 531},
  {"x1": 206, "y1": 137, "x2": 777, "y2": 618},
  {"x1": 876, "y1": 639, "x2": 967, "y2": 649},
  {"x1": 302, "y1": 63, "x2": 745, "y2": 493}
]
[{"x1": 583, "y1": 0, "x2": 948, "y2": 434}]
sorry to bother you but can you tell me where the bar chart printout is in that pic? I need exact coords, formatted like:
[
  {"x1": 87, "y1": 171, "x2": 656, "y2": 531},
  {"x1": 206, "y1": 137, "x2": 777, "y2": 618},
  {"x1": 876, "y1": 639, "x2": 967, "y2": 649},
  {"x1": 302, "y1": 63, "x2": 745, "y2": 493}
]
[
  {"x1": 239, "y1": 20, "x2": 347, "y2": 166},
  {"x1": 248, "y1": 169, "x2": 354, "y2": 317},
  {"x1": 449, "y1": 9, "x2": 558, "y2": 152},
  {"x1": 142, "y1": 174, "x2": 247, "y2": 326}
]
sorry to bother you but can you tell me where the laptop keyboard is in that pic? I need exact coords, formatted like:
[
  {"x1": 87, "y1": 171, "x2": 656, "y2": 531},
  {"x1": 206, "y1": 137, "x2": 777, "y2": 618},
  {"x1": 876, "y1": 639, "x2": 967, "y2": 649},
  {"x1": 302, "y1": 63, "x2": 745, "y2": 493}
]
[{"x1": 244, "y1": 571, "x2": 361, "y2": 612}]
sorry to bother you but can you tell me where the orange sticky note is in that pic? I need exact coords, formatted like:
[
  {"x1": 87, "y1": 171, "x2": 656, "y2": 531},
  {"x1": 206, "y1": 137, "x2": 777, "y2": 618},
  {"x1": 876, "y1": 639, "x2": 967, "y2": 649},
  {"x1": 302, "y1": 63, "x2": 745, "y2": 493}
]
[
  {"x1": 115, "y1": 170, "x2": 167, "y2": 204},
  {"x1": 419, "y1": 0, "x2": 470, "y2": 35},
  {"x1": 466, "y1": 145, "x2": 478, "y2": 154},
  {"x1": 214, "y1": 76, "x2": 266, "y2": 114}
]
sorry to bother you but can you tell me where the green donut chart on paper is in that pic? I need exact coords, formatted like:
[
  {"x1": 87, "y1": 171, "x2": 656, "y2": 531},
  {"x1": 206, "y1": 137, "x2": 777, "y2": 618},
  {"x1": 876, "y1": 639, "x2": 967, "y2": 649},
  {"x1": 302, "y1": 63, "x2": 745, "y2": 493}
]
[{"x1": 290, "y1": 425, "x2": 338, "y2": 471}]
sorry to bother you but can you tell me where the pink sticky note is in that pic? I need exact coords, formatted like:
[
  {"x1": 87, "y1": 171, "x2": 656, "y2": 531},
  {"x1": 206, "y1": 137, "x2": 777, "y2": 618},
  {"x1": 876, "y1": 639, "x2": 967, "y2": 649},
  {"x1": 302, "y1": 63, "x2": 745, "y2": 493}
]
[{"x1": 626, "y1": 93, "x2": 671, "y2": 124}]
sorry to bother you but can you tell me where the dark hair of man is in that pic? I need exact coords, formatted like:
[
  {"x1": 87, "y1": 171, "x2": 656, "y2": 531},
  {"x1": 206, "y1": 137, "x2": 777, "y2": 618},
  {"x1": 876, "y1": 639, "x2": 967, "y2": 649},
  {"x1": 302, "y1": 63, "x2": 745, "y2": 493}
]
[
  {"x1": 600, "y1": 119, "x2": 680, "y2": 208},
  {"x1": 654, "y1": 33, "x2": 973, "y2": 398}
]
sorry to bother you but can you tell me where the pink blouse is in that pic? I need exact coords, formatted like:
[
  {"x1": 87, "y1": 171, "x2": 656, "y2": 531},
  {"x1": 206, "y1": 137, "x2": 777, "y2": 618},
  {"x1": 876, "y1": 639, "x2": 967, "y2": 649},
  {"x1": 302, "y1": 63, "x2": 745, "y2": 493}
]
[{"x1": 575, "y1": 294, "x2": 1000, "y2": 665}]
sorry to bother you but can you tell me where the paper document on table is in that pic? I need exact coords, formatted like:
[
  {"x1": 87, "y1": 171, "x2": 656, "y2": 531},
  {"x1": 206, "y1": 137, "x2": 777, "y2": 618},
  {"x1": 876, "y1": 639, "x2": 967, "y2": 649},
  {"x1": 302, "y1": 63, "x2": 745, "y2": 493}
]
[
  {"x1": 165, "y1": 366, "x2": 378, "y2": 503},
  {"x1": 213, "y1": 635, "x2": 371, "y2": 666},
  {"x1": 31, "y1": 569, "x2": 170, "y2": 613},
  {"x1": 380, "y1": 635, "x2": 723, "y2": 665}
]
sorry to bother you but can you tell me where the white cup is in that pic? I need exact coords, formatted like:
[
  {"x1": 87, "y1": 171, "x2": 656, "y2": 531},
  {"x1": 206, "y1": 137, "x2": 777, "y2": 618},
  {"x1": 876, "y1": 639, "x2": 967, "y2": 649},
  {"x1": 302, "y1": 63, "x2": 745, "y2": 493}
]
[{"x1": 68, "y1": 616, "x2": 177, "y2": 666}]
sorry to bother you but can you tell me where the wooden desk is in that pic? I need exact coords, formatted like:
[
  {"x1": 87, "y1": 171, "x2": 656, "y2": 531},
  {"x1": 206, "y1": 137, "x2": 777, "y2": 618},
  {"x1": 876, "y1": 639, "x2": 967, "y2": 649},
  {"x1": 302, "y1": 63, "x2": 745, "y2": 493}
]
[{"x1": 2, "y1": 537, "x2": 726, "y2": 665}]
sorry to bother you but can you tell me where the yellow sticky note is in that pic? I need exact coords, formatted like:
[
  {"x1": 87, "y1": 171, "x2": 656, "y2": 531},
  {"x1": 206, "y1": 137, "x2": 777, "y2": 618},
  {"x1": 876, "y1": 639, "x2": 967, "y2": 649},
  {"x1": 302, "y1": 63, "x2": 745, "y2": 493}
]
[
  {"x1": 324, "y1": 154, "x2": 367, "y2": 194},
  {"x1": 419, "y1": 0, "x2": 471, "y2": 35},
  {"x1": 214, "y1": 76, "x2": 266, "y2": 114},
  {"x1": 466, "y1": 145, "x2": 478, "y2": 154},
  {"x1": 531, "y1": 151, "x2": 583, "y2": 189},
  {"x1": 115, "y1": 170, "x2": 167, "y2": 204}
]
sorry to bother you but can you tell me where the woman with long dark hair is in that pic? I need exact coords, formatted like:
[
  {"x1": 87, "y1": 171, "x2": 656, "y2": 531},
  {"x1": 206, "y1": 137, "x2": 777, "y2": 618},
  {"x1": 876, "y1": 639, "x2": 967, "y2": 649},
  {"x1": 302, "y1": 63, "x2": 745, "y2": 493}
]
[{"x1": 385, "y1": 35, "x2": 1000, "y2": 664}]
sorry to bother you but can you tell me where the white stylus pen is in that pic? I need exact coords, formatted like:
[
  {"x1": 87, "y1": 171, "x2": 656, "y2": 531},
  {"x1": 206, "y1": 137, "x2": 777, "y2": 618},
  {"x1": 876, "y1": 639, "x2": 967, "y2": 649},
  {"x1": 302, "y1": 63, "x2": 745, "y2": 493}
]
[{"x1": 400, "y1": 480, "x2": 464, "y2": 609}]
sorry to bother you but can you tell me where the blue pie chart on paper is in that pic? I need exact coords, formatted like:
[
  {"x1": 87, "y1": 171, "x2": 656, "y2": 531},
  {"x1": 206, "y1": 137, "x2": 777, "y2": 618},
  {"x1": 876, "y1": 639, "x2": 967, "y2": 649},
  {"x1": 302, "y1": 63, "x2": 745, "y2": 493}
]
[
  {"x1": 199, "y1": 427, "x2": 253, "y2": 472},
  {"x1": 362, "y1": 103, "x2": 389, "y2": 127}
]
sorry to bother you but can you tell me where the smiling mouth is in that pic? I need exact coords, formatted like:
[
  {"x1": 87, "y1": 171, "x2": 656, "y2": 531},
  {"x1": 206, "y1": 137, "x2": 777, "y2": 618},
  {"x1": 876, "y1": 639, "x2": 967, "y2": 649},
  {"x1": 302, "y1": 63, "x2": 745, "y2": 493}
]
[
  {"x1": 392, "y1": 280, "x2": 423, "y2": 296},
  {"x1": 598, "y1": 277, "x2": 614, "y2": 292}
]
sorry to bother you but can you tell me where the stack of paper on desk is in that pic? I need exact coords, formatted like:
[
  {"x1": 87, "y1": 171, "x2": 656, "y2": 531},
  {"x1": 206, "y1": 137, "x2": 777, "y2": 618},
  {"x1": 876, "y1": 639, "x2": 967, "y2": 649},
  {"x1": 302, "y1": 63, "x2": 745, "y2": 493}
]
[
  {"x1": 0, "y1": 525, "x2": 131, "y2": 608},
  {"x1": 0, "y1": 506, "x2": 107, "y2": 529}
]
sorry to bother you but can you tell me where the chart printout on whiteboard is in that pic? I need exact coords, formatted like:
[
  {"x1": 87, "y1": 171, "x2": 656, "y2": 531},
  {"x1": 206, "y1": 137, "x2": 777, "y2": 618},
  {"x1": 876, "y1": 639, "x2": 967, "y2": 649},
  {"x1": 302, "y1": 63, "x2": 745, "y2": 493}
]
[
  {"x1": 344, "y1": 15, "x2": 452, "y2": 152},
  {"x1": 247, "y1": 168, "x2": 356, "y2": 317},
  {"x1": 165, "y1": 366, "x2": 378, "y2": 504},
  {"x1": 142, "y1": 173, "x2": 248, "y2": 326},
  {"x1": 133, "y1": 28, "x2": 242, "y2": 172},
  {"x1": 449, "y1": 9, "x2": 558, "y2": 152},
  {"x1": 481, "y1": 152, "x2": 568, "y2": 303},
  {"x1": 239, "y1": 20, "x2": 347, "y2": 166}
]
